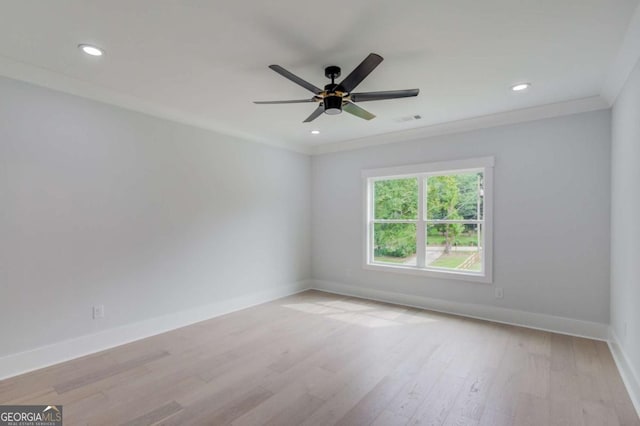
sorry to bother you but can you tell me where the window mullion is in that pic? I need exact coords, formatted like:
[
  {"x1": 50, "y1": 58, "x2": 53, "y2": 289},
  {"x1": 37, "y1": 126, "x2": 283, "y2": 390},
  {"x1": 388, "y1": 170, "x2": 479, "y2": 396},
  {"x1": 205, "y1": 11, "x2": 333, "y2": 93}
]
[
  {"x1": 416, "y1": 177, "x2": 426, "y2": 268},
  {"x1": 367, "y1": 178, "x2": 374, "y2": 265}
]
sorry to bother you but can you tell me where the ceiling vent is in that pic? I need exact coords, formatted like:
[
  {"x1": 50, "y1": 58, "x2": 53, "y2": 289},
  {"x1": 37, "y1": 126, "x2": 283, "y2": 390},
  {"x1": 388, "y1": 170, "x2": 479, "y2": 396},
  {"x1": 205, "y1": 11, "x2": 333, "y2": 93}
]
[{"x1": 395, "y1": 114, "x2": 422, "y2": 123}]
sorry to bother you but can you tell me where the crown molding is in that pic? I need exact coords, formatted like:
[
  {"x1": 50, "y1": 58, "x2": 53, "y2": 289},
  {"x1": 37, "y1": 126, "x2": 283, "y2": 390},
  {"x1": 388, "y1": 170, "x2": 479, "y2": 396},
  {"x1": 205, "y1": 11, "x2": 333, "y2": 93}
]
[
  {"x1": 0, "y1": 54, "x2": 612, "y2": 158},
  {"x1": 0, "y1": 55, "x2": 313, "y2": 155},
  {"x1": 601, "y1": 3, "x2": 640, "y2": 105},
  {"x1": 311, "y1": 96, "x2": 609, "y2": 155}
]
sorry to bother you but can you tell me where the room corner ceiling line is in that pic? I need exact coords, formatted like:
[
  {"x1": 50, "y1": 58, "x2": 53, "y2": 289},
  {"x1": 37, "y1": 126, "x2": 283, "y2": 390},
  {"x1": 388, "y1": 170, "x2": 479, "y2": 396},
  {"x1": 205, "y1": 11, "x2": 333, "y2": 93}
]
[
  {"x1": 0, "y1": 56, "x2": 313, "y2": 155},
  {"x1": 311, "y1": 96, "x2": 609, "y2": 155},
  {"x1": 0, "y1": 53, "x2": 609, "y2": 157},
  {"x1": 601, "y1": 2, "x2": 640, "y2": 104}
]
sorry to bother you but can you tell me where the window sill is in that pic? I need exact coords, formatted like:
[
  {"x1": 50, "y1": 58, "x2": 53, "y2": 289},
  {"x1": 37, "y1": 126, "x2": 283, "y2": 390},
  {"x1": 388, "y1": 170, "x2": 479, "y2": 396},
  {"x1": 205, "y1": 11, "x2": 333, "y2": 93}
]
[{"x1": 363, "y1": 262, "x2": 493, "y2": 284}]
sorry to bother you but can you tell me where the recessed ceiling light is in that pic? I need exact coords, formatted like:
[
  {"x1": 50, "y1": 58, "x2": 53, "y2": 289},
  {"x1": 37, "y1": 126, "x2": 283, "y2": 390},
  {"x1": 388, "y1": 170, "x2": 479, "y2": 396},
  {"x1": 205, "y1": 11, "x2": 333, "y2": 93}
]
[
  {"x1": 511, "y1": 83, "x2": 531, "y2": 92},
  {"x1": 311, "y1": 130, "x2": 320, "y2": 135},
  {"x1": 78, "y1": 44, "x2": 103, "y2": 57}
]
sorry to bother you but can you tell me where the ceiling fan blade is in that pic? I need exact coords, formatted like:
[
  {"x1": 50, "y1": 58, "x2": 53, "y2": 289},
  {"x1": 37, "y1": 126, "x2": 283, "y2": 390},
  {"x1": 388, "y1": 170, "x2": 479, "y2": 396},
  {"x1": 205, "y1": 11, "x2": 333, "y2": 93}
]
[
  {"x1": 303, "y1": 105, "x2": 325, "y2": 122},
  {"x1": 350, "y1": 89, "x2": 419, "y2": 102},
  {"x1": 339, "y1": 53, "x2": 384, "y2": 93},
  {"x1": 254, "y1": 99, "x2": 316, "y2": 104},
  {"x1": 269, "y1": 65, "x2": 322, "y2": 94},
  {"x1": 343, "y1": 101, "x2": 376, "y2": 120}
]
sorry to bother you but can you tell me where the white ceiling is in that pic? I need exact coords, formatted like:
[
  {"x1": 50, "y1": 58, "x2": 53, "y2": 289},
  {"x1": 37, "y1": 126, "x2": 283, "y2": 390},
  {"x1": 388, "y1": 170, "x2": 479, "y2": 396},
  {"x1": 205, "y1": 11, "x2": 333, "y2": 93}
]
[{"x1": 0, "y1": 0, "x2": 638, "y2": 152}]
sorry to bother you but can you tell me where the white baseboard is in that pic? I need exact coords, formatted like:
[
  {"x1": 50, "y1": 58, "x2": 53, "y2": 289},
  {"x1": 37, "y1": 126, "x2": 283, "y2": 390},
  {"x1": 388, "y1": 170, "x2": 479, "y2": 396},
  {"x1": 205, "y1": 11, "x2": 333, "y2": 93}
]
[
  {"x1": 608, "y1": 329, "x2": 640, "y2": 418},
  {"x1": 311, "y1": 280, "x2": 609, "y2": 341},
  {"x1": 0, "y1": 280, "x2": 313, "y2": 381}
]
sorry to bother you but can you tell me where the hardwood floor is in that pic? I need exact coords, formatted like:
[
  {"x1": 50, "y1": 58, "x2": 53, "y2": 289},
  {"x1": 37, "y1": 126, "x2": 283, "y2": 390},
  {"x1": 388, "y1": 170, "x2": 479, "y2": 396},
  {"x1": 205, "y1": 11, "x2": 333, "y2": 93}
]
[{"x1": 1, "y1": 290, "x2": 638, "y2": 425}]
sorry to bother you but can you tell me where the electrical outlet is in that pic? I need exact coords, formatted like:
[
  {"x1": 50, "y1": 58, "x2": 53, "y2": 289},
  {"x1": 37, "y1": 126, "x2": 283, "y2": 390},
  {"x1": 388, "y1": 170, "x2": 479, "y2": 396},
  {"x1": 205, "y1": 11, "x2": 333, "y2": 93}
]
[
  {"x1": 494, "y1": 287, "x2": 504, "y2": 299},
  {"x1": 93, "y1": 305, "x2": 104, "y2": 319}
]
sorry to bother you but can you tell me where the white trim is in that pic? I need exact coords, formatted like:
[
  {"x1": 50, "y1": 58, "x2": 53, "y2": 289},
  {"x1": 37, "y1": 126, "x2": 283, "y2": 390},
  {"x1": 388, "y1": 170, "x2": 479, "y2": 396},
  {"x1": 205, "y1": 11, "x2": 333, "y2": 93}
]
[
  {"x1": 362, "y1": 157, "x2": 495, "y2": 178},
  {"x1": 483, "y1": 165, "x2": 494, "y2": 283},
  {"x1": 0, "y1": 280, "x2": 313, "y2": 381},
  {"x1": 608, "y1": 328, "x2": 640, "y2": 419},
  {"x1": 363, "y1": 263, "x2": 490, "y2": 283},
  {"x1": 416, "y1": 178, "x2": 426, "y2": 268},
  {"x1": 310, "y1": 280, "x2": 610, "y2": 341},
  {"x1": 0, "y1": 60, "x2": 610, "y2": 157},
  {"x1": 601, "y1": 3, "x2": 640, "y2": 105},
  {"x1": 312, "y1": 96, "x2": 608, "y2": 155},
  {"x1": 0, "y1": 59, "x2": 312, "y2": 155},
  {"x1": 363, "y1": 157, "x2": 493, "y2": 283}
]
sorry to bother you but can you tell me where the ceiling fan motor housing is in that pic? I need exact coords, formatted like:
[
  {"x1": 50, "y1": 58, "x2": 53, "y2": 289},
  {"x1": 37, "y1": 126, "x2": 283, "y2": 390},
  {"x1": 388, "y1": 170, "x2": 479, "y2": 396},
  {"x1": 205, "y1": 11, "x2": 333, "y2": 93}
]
[
  {"x1": 323, "y1": 95, "x2": 342, "y2": 115},
  {"x1": 256, "y1": 53, "x2": 419, "y2": 122}
]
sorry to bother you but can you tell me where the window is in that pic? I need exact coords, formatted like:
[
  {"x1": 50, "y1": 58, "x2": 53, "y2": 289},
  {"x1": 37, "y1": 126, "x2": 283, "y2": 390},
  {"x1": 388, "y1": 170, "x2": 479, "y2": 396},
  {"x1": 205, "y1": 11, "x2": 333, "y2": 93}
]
[{"x1": 363, "y1": 157, "x2": 493, "y2": 283}]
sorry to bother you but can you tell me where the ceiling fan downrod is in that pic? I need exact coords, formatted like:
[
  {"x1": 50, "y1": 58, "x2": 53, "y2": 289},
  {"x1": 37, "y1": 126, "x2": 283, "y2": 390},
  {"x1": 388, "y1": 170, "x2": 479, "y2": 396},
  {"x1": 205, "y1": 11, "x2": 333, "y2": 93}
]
[{"x1": 323, "y1": 65, "x2": 343, "y2": 115}]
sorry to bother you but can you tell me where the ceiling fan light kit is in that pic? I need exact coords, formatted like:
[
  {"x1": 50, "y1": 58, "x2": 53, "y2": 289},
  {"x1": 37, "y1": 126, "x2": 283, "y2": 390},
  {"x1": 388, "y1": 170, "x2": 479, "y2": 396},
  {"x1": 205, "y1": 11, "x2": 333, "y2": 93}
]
[
  {"x1": 254, "y1": 53, "x2": 420, "y2": 122},
  {"x1": 323, "y1": 95, "x2": 343, "y2": 115}
]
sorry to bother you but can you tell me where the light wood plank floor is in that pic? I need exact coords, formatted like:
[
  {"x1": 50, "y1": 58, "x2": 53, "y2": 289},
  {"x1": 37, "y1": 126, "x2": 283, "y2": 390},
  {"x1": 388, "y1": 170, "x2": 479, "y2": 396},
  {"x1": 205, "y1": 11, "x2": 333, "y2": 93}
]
[{"x1": 1, "y1": 290, "x2": 638, "y2": 425}]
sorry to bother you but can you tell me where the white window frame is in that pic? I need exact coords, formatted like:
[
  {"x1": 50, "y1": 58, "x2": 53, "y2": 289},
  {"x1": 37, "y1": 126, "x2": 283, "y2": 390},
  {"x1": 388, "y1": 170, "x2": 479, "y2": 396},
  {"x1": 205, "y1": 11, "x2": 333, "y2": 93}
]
[{"x1": 362, "y1": 156, "x2": 494, "y2": 283}]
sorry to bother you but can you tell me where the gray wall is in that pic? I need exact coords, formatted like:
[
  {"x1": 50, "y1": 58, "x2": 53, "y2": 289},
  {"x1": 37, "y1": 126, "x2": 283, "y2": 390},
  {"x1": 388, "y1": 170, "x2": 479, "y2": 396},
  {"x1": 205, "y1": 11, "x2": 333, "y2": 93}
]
[
  {"x1": 611, "y1": 60, "x2": 640, "y2": 379},
  {"x1": 0, "y1": 77, "x2": 311, "y2": 357},
  {"x1": 0, "y1": 73, "x2": 618, "y2": 362},
  {"x1": 312, "y1": 110, "x2": 611, "y2": 324}
]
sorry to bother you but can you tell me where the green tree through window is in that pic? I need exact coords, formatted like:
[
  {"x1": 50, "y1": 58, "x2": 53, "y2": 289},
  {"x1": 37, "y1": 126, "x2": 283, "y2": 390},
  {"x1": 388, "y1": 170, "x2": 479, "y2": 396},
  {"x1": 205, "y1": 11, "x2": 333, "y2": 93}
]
[
  {"x1": 371, "y1": 171, "x2": 484, "y2": 271},
  {"x1": 366, "y1": 157, "x2": 493, "y2": 281},
  {"x1": 373, "y1": 178, "x2": 417, "y2": 258}
]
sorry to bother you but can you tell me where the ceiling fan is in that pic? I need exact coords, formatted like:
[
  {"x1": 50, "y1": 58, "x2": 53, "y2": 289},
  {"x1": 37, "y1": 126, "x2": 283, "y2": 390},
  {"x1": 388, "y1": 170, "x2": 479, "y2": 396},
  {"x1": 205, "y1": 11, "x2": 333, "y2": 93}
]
[{"x1": 254, "y1": 53, "x2": 419, "y2": 122}]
